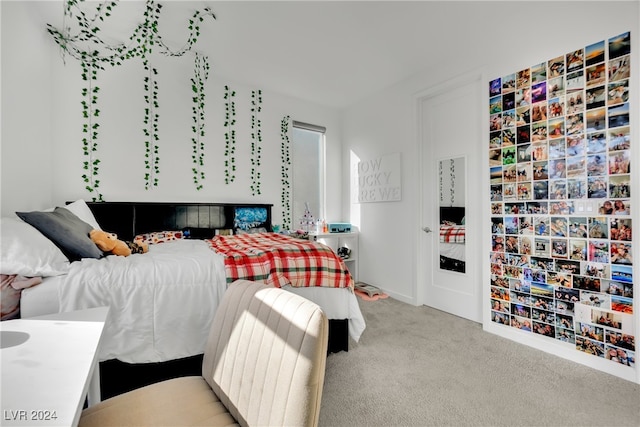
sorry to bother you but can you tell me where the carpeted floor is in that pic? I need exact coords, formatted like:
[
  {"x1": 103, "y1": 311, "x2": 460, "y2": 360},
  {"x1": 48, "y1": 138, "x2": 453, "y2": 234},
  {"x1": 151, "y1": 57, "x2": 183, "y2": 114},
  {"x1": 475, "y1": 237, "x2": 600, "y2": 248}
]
[{"x1": 319, "y1": 296, "x2": 640, "y2": 427}]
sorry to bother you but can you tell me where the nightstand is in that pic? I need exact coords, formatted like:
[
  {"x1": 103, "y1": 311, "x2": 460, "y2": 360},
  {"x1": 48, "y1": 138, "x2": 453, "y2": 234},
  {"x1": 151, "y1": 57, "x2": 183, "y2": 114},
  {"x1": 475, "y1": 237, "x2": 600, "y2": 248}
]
[{"x1": 308, "y1": 231, "x2": 358, "y2": 282}]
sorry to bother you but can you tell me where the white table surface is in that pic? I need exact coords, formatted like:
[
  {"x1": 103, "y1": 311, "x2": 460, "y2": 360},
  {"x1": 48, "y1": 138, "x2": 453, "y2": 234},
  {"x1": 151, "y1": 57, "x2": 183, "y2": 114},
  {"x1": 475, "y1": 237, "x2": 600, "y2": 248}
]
[{"x1": 1, "y1": 307, "x2": 109, "y2": 427}]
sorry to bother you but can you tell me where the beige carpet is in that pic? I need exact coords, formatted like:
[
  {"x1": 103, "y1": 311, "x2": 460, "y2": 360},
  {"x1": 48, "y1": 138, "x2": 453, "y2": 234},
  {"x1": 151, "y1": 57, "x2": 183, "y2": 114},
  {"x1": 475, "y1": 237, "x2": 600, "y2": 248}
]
[{"x1": 319, "y1": 296, "x2": 640, "y2": 427}]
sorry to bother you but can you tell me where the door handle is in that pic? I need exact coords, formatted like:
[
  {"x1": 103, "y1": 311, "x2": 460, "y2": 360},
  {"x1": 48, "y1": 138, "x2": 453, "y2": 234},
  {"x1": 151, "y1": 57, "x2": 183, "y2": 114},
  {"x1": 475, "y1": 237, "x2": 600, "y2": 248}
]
[{"x1": 422, "y1": 226, "x2": 433, "y2": 233}]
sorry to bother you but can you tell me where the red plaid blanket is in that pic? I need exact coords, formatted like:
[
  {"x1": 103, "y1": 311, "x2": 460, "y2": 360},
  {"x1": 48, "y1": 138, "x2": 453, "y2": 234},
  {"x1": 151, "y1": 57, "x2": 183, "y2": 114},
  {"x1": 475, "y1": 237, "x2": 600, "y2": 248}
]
[
  {"x1": 206, "y1": 233, "x2": 354, "y2": 289},
  {"x1": 440, "y1": 225, "x2": 466, "y2": 243}
]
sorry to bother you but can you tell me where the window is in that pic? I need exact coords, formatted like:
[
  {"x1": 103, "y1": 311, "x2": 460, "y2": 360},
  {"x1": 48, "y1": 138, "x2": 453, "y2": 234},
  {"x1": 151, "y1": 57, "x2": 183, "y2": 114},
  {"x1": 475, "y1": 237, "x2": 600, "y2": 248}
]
[{"x1": 292, "y1": 121, "x2": 325, "y2": 231}]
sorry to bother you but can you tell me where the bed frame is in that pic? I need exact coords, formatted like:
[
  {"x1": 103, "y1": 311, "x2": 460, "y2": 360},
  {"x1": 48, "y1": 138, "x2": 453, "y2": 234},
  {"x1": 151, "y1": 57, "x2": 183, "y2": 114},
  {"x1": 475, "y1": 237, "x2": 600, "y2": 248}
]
[
  {"x1": 85, "y1": 201, "x2": 273, "y2": 240},
  {"x1": 439, "y1": 206, "x2": 465, "y2": 225},
  {"x1": 80, "y1": 201, "x2": 349, "y2": 398}
]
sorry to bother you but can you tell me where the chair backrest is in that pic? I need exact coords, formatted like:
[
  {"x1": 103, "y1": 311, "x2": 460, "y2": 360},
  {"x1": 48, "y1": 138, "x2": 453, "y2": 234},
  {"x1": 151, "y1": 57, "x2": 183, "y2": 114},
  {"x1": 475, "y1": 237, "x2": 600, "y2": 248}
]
[{"x1": 202, "y1": 280, "x2": 328, "y2": 427}]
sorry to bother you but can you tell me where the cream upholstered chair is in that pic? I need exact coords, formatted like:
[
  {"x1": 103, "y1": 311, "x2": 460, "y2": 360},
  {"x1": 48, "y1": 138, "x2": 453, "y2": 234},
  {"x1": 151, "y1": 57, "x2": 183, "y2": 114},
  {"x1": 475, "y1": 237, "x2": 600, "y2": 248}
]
[{"x1": 79, "y1": 280, "x2": 329, "y2": 427}]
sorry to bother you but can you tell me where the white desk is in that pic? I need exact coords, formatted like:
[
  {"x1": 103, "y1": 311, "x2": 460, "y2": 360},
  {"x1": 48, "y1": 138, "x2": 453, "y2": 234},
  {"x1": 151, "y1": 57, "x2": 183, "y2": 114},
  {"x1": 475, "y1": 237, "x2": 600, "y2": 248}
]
[{"x1": 1, "y1": 307, "x2": 109, "y2": 427}]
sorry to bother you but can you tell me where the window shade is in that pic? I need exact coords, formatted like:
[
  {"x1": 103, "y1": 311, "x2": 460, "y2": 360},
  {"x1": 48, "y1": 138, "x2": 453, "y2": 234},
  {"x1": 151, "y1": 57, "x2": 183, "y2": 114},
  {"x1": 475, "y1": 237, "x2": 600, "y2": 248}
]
[{"x1": 292, "y1": 121, "x2": 326, "y2": 134}]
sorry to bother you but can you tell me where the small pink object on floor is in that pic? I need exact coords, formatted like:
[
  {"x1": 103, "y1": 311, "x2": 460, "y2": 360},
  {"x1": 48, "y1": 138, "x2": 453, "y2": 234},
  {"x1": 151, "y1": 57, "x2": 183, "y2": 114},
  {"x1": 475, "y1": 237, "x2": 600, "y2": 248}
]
[{"x1": 354, "y1": 288, "x2": 389, "y2": 301}]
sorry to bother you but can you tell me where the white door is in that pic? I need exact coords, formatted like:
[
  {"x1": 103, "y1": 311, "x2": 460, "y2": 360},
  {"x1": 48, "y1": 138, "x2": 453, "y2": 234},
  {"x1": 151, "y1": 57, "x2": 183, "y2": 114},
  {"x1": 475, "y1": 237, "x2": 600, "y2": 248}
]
[{"x1": 418, "y1": 75, "x2": 483, "y2": 323}]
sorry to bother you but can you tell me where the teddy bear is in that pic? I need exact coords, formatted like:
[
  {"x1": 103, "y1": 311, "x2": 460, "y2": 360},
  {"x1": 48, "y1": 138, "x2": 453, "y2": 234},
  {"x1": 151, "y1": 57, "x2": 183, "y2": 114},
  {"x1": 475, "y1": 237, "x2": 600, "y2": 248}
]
[{"x1": 90, "y1": 229, "x2": 148, "y2": 257}]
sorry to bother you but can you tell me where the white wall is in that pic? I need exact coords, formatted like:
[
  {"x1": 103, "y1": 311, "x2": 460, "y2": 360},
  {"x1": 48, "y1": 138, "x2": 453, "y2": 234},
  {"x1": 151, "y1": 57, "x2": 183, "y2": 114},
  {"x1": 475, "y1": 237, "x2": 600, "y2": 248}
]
[
  {"x1": 2, "y1": 1, "x2": 343, "y2": 227},
  {"x1": 1, "y1": 1, "x2": 56, "y2": 215},
  {"x1": 342, "y1": 1, "x2": 639, "y2": 382},
  {"x1": 344, "y1": 0, "x2": 639, "y2": 298}
]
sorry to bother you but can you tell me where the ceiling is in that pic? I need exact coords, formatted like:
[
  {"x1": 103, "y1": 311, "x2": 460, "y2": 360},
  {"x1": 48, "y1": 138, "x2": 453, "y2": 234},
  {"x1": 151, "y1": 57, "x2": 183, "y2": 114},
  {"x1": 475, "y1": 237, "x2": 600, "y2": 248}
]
[
  {"x1": 198, "y1": 0, "x2": 463, "y2": 109},
  {"x1": 187, "y1": 0, "x2": 491, "y2": 108},
  {"x1": 38, "y1": 0, "x2": 609, "y2": 109}
]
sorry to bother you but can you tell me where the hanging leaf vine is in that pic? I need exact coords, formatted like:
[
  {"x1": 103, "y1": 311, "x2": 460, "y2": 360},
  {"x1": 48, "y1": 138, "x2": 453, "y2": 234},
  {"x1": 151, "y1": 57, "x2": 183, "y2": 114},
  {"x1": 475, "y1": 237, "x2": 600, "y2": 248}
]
[
  {"x1": 46, "y1": 0, "x2": 215, "y2": 195},
  {"x1": 131, "y1": 2, "x2": 161, "y2": 189},
  {"x1": 117, "y1": 1, "x2": 215, "y2": 189},
  {"x1": 450, "y1": 158, "x2": 456, "y2": 206},
  {"x1": 280, "y1": 115, "x2": 292, "y2": 230},
  {"x1": 47, "y1": 0, "x2": 121, "y2": 201},
  {"x1": 223, "y1": 85, "x2": 237, "y2": 184},
  {"x1": 190, "y1": 53, "x2": 209, "y2": 190},
  {"x1": 141, "y1": 61, "x2": 160, "y2": 189},
  {"x1": 250, "y1": 89, "x2": 263, "y2": 196},
  {"x1": 79, "y1": 59, "x2": 103, "y2": 200}
]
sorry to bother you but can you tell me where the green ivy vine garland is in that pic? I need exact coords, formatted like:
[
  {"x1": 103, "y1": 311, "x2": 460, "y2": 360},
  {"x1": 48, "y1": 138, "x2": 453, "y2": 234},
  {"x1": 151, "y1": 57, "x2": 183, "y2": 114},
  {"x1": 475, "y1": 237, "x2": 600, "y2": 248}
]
[
  {"x1": 46, "y1": 0, "x2": 215, "y2": 196},
  {"x1": 142, "y1": 60, "x2": 160, "y2": 189},
  {"x1": 190, "y1": 53, "x2": 209, "y2": 190},
  {"x1": 80, "y1": 59, "x2": 103, "y2": 200},
  {"x1": 250, "y1": 90, "x2": 263, "y2": 196},
  {"x1": 48, "y1": 0, "x2": 121, "y2": 201},
  {"x1": 223, "y1": 85, "x2": 237, "y2": 184},
  {"x1": 280, "y1": 115, "x2": 292, "y2": 230}
]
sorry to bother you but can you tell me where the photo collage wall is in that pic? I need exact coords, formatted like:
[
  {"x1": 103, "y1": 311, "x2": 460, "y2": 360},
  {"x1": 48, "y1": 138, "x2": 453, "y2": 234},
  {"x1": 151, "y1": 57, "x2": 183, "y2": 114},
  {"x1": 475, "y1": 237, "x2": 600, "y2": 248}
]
[{"x1": 488, "y1": 32, "x2": 634, "y2": 368}]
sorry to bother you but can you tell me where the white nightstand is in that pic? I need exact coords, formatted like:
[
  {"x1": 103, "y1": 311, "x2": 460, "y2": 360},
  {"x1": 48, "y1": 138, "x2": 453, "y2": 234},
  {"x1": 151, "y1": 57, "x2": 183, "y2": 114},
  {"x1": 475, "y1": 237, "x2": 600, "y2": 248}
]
[{"x1": 308, "y1": 231, "x2": 359, "y2": 282}]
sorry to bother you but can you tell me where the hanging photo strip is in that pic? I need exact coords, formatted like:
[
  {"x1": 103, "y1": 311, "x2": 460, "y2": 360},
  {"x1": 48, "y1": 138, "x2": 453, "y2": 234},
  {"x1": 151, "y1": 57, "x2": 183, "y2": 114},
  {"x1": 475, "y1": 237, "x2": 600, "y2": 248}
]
[{"x1": 488, "y1": 32, "x2": 635, "y2": 368}]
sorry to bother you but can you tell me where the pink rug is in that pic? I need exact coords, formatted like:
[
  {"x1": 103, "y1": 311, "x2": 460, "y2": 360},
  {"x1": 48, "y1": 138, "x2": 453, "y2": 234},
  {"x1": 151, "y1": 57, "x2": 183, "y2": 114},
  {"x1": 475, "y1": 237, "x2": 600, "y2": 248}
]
[{"x1": 354, "y1": 288, "x2": 389, "y2": 301}]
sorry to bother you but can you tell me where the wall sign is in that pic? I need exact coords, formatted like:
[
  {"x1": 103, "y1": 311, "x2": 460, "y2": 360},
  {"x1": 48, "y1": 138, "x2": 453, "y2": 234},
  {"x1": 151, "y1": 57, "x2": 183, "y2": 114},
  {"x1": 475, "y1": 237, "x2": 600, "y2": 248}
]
[
  {"x1": 357, "y1": 152, "x2": 402, "y2": 203},
  {"x1": 488, "y1": 32, "x2": 634, "y2": 369}
]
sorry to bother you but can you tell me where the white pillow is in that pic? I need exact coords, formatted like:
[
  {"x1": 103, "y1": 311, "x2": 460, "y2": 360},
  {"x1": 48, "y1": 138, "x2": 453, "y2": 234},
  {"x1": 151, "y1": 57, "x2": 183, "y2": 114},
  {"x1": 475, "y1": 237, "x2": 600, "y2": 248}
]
[
  {"x1": 0, "y1": 217, "x2": 70, "y2": 277},
  {"x1": 63, "y1": 199, "x2": 102, "y2": 230}
]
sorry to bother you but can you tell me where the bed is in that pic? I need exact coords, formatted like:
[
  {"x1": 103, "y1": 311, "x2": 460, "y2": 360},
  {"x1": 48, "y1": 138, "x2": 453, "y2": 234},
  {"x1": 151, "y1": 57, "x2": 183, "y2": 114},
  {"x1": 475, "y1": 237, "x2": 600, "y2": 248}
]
[
  {"x1": 439, "y1": 206, "x2": 466, "y2": 273},
  {"x1": 4, "y1": 201, "x2": 364, "y2": 367}
]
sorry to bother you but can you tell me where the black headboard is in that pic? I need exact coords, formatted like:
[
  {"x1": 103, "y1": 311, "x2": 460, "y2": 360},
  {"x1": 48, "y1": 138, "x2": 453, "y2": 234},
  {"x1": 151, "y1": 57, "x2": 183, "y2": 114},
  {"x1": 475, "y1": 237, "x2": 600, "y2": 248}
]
[
  {"x1": 81, "y1": 202, "x2": 272, "y2": 241},
  {"x1": 440, "y1": 206, "x2": 466, "y2": 225}
]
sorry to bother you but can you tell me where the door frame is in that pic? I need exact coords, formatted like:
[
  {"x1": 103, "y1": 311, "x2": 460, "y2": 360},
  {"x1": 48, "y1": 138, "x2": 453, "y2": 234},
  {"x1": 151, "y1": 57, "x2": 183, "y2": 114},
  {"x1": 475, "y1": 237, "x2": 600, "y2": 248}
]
[{"x1": 414, "y1": 69, "x2": 487, "y2": 312}]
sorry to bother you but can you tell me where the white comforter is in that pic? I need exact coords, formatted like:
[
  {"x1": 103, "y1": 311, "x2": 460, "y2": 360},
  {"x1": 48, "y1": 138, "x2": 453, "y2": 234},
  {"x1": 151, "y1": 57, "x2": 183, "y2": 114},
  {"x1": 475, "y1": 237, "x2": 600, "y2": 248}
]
[
  {"x1": 59, "y1": 240, "x2": 227, "y2": 363},
  {"x1": 440, "y1": 241, "x2": 466, "y2": 262}
]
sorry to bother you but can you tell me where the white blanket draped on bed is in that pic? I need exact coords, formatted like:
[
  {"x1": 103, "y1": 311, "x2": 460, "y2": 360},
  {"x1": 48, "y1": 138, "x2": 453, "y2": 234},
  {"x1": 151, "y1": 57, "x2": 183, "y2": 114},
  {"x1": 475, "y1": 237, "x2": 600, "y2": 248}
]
[{"x1": 58, "y1": 240, "x2": 227, "y2": 363}]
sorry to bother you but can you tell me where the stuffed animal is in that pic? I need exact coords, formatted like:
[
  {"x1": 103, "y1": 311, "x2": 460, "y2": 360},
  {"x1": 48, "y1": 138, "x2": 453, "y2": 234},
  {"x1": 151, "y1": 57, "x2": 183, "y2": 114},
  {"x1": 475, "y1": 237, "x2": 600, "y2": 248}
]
[
  {"x1": 90, "y1": 229, "x2": 148, "y2": 257},
  {"x1": 127, "y1": 241, "x2": 148, "y2": 255}
]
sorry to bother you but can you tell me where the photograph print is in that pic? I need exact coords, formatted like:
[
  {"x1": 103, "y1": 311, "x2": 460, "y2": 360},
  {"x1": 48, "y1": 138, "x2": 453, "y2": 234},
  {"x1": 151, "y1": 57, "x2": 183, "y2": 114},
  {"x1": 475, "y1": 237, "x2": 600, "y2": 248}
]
[
  {"x1": 585, "y1": 39, "x2": 605, "y2": 66},
  {"x1": 609, "y1": 31, "x2": 631, "y2": 60}
]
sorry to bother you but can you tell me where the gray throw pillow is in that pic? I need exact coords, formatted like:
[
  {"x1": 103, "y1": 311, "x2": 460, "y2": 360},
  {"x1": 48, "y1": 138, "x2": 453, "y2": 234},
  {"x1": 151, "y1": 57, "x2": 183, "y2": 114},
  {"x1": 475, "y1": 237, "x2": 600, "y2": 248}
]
[{"x1": 16, "y1": 207, "x2": 104, "y2": 262}]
